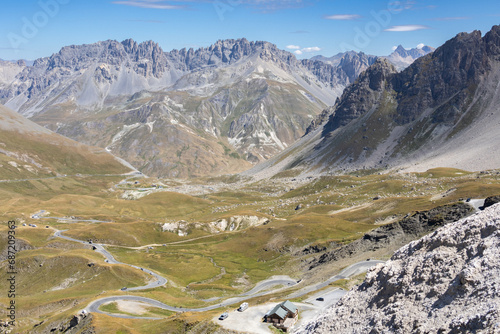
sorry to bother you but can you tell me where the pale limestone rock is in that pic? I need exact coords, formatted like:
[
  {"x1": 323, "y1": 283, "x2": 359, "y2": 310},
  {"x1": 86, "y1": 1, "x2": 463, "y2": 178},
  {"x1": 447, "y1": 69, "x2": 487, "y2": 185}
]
[{"x1": 295, "y1": 204, "x2": 500, "y2": 334}]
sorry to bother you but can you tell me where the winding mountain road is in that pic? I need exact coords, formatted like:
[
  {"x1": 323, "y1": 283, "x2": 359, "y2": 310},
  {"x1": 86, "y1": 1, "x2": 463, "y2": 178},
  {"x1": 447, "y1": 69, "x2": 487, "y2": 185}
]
[
  {"x1": 287, "y1": 260, "x2": 385, "y2": 299},
  {"x1": 54, "y1": 230, "x2": 167, "y2": 290},
  {"x1": 54, "y1": 231, "x2": 381, "y2": 320}
]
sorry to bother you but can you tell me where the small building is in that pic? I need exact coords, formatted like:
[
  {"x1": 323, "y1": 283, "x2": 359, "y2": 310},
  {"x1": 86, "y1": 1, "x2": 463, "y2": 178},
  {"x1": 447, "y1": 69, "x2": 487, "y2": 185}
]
[{"x1": 264, "y1": 300, "x2": 298, "y2": 332}]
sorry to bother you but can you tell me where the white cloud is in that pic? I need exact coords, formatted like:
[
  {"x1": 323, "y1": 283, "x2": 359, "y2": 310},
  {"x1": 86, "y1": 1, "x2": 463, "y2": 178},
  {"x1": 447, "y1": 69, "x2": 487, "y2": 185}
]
[
  {"x1": 302, "y1": 46, "x2": 321, "y2": 52},
  {"x1": 416, "y1": 43, "x2": 425, "y2": 49},
  {"x1": 286, "y1": 45, "x2": 301, "y2": 50},
  {"x1": 325, "y1": 14, "x2": 362, "y2": 20},
  {"x1": 384, "y1": 25, "x2": 430, "y2": 32},
  {"x1": 112, "y1": 0, "x2": 185, "y2": 9},
  {"x1": 293, "y1": 46, "x2": 321, "y2": 56},
  {"x1": 392, "y1": 46, "x2": 398, "y2": 51}
]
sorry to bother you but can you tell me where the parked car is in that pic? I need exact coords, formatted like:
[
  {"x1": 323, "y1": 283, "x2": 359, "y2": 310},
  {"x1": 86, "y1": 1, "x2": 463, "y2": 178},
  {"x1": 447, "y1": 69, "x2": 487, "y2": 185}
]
[
  {"x1": 219, "y1": 312, "x2": 229, "y2": 320},
  {"x1": 238, "y1": 302, "x2": 248, "y2": 312},
  {"x1": 121, "y1": 287, "x2": 127, "y2": 291},
  {"x1": 316, "y1": 297, "x2": 324, "y2": 301}
]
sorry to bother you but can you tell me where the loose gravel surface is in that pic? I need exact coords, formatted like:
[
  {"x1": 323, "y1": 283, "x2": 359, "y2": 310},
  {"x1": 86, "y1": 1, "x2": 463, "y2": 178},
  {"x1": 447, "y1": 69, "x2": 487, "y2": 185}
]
[
  {"x1": 215, "y1": 302, "x2": 319, "y2": 334},
  {"x1": 213, "y1": 303, "x2": 276, "y2": 334}
]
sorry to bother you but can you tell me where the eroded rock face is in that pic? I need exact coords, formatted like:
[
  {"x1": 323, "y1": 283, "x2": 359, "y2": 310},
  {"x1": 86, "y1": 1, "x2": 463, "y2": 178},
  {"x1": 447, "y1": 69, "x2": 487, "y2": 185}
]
[
  {"x1": 31, "y1": 312, "x2": 94, "y2": 334},
  {"x1": 308, "y1": 202, "x2": 474, "y2": 270},
  {"x1": 322, "y1": 58, "x2": 397, "y2": 135},
  {"x1": 295, "y1": 203, "x2": 500, "y2": 334},
  {"x1": 161, "y1": 215, "x2": 270, "y2": 236},
  {"x1": 483, "y1": 195, "x2": 500, "y2": 209}
]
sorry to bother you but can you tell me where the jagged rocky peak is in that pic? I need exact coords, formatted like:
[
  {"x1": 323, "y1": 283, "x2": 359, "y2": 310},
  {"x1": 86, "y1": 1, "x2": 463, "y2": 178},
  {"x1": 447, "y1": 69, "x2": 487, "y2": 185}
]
[
  {"x1": 392, "y1": 28, "x2": 494, "y2": 124},
  {"x1": 393, "y1": 44, "x2": 407, "y2": 54},
  {"x1": 485, "y1": 25, "x2": 500, "y2": 57},
  {"x1": 302, "y1": 51, "x2": 378, "y2": 93},
  {"x1": 35, "y1": 38, "x2": 168, "y2": 77},
  {"x1": 47, "y1": 40, "x2": 125, "y2": 69},
  {"x1": 364, "y1": 58, "x2": 396, "y2": 90},
  {"x1": 311, "y1": 51, "x2": 377, "y2": 67},
  {"x1": 260, "y1": 25, "x2": 500, "y2": 176},
  {"x1": 304, "y1": 57, "x2": 392, "y2": 136},
  {"x1": 322, "y1": 58, "x2": 396, "y2": 134},
  {"x1": 122, "y1": 39, "x2": 164, "y2": 60},
  {"x1": 338, "y1": 52, "x2": 378, "y2": 82},
  {"x1": 326, "y1": 26, "x2": 497, "y2": 132},
  {"x1": 382, "y1": 43, "x2": 435, "y2": 71},
  {"x1": 166, "y1": 38, "x2": 295, "y2": 70},
  {"x1": 391, "y1": 44, "x2": 434, "y2": 59}
]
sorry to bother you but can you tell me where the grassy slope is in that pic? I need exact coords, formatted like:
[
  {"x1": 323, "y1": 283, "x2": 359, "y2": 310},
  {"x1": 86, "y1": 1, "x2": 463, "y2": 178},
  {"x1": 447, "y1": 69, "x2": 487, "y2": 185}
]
[
  {"x1": 0, "y1": 104, "x2": 130, "y2": 180},
  {"x1": 1, "y1": 167, "x2": 500, "y2": 333}
]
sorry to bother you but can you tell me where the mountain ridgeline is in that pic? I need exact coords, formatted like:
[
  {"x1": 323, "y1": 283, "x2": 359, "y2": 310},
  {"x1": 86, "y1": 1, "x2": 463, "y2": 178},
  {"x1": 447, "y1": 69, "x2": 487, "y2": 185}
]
[
  {"x1": 382, "y1": 44, "x2": 435, "y2": 71},
  {"x1": 248, "y1": 25, "x2": 500, "y2": 178},
  {"x1": 0, "y1": 39, "x2": 377, "y2": 177}
]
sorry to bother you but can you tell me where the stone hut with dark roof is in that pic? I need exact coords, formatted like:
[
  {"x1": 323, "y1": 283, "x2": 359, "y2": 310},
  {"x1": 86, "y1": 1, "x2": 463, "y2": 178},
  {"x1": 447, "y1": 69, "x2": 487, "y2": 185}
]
[{"x1": 264, "y1": 300, "x2": 298, "y2": 332}]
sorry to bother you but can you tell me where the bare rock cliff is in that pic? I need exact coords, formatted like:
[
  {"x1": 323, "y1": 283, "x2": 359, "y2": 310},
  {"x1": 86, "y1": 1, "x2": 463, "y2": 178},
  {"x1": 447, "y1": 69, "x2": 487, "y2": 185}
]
[{"x1": 295, "y1": 203, "x2": 500, "y2": 334}]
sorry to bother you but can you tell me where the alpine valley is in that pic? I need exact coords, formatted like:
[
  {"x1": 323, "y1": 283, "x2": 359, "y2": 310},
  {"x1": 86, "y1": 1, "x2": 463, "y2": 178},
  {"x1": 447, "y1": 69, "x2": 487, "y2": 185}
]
[
  {"x1": 0, "y1": 36, "x2": 437, "y2": 178},
  {"x1": 1, "y1": 38, "x2": 378, "y2": 177},
  {"x1": 1, "y1": 21, "x2": 500, "y2": 334}
]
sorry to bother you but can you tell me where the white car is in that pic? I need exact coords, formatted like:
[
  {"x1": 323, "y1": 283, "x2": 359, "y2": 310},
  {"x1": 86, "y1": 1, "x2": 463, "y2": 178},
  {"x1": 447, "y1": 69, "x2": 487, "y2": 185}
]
[{"x1": 238, "y1": 302, "x2": 248, "y2": 312}]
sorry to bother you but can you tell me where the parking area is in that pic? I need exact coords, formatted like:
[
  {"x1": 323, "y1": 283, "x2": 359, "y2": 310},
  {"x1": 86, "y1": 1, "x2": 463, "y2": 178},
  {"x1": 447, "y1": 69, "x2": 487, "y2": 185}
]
[
  {"x1": 214, "y1": 301, "x2": 325, "y2": 333},
  {"x1": 213, "y1": 303, "x2": 275, "y2": 334}
]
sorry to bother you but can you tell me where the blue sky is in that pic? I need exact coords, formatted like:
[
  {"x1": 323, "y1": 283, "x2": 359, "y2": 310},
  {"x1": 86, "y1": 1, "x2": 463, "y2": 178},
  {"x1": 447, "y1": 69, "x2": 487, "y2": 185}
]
[{"x1": 1, "y1": 0, "x2": 499, "y2": 61}]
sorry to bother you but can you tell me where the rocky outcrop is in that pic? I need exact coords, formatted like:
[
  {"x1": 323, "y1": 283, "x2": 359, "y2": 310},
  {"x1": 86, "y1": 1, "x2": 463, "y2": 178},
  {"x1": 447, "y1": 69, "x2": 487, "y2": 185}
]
[
  {"x1": 308, "y1": 202, "x2": 474, "y2": 270},
  {"x1": 0, "y1": 237, "x2": 33, "y2": 262},
  {"x1": 0, "y1": 59, "x2": 25, "y2": 88},
  {"x1": 295, "y1": 203, "x2": 500, "y2": 334},
  {"x1": 29, "y1": 312, "x2": 95, "y2": 334},
  {"x1": 304, "y1": 105, "x2": 336, "y2": 135},
  {"x1": 322, "y1": 58, "x2": 397, "y2": 135},
  {"x1": 483, "y1": 195, "x2": 500, "y2": 209},
  {"x1": 162, "y1": 215, "x2": 270, "y2": 236}
]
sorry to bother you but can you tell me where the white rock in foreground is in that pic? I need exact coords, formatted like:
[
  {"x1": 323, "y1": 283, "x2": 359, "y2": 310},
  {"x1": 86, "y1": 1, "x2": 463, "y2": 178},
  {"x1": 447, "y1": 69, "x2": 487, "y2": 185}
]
[{"x1": 295, "y1": 203, "x2": 500, "y2": 334}]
